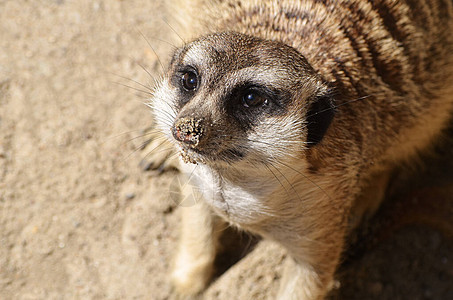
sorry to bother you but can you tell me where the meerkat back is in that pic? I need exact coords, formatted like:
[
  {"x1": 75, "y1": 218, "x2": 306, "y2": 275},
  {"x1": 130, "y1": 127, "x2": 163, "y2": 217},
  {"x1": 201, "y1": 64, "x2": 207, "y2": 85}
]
[{"x1": 151, "y1": 1, "x2": 453, "y2": 299}]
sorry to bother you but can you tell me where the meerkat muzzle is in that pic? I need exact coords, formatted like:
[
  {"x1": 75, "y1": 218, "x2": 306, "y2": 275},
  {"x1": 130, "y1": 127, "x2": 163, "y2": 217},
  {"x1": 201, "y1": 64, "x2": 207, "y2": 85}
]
[{"x1": 172, "y1": 117, "x2": 205, "y2": 148}]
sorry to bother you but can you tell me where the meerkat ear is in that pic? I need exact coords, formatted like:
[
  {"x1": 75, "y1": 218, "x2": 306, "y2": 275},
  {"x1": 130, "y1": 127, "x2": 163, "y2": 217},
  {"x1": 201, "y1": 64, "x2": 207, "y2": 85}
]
[{"x1": 306, "y1": 92, "x2": 336, "y2": 147}]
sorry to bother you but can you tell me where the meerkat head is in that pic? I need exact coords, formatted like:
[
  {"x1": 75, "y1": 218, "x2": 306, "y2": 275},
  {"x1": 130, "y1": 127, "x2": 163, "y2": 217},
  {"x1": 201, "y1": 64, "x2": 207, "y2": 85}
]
[{"x1": 152, "y1": 32, "x2": 335, "y2": 167}]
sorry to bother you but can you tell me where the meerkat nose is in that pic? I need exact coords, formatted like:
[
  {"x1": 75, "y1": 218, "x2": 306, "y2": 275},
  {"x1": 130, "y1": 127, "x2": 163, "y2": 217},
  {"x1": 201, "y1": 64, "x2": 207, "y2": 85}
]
[{"x1": 172, "y1": 117, "x2": 205, "y2": 148}]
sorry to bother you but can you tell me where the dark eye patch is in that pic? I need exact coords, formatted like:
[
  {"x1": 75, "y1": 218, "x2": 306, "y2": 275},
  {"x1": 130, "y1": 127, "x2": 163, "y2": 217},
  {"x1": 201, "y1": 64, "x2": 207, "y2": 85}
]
[
  {"x1": 223, "y1": 83, "x2": 289, "y2": 132},
  {"x1": 306, "y1": 93, "x2": 335, "y2": 147},
  {"x1": 230, "y1": 84, "x2": 284, "y2": 109}
]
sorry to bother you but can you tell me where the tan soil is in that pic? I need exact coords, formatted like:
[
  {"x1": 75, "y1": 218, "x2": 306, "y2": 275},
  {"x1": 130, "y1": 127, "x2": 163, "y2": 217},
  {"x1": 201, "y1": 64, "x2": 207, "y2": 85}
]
[{"x1": 1, "y1": 1, "x2": 452, "y2": 300}]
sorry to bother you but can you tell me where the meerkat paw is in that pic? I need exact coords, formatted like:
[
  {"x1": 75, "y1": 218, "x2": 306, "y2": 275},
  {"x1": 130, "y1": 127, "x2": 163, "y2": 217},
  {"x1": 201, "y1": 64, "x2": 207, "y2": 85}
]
[
  {"x1": 277, "y1": 258, "x2": 332, "y2": 300},
  {"x1": 171, "y1": 202, "x2": 223, "y2": 296},
  {"x1": 139, "y1": 126, "x2": 179, "y2": 172},
  {"x1": 171, "y1": 251, "x2": 214, "y2": 296}
]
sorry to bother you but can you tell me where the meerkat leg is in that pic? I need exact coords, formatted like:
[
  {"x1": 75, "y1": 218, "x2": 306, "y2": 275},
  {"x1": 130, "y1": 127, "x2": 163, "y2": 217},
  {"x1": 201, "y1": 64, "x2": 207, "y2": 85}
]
[
  {"x1": 277, "y1": 255, "x2": 339, "y2": 300},
  {"x1": 273, "y1": 209, "x2": 347, "y2": 300},
  {"x1": 171, "y1": 184, "x2": 226, "y2": 295},
  {"x1": 278, "y1": 258, "x2": 321, "y2": 300},
  {"x1": 349, "y1": 169, "x2": 393, "y2": 229}
]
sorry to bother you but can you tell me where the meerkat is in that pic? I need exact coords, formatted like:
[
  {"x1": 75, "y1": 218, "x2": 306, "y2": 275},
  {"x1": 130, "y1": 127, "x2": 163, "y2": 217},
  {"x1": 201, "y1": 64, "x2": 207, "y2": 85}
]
[{"x1": 148, "y1": 0, "x2": 453, "y2": 299}]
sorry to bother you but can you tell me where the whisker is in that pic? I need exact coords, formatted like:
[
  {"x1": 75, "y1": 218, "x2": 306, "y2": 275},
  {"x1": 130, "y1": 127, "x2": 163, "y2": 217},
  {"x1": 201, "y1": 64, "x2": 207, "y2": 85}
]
[
  {"x1": 143, "y1": 146, "x2": 176, "y2": 161},
  {"x1": 109, "y1": 72, "x2": 153, "y2": 94},
  {"x1": 246, "y1": 138, "x2": 278, "y2": 147},
  {"x1": 122, "y1": 138, "x2": 155, "y2": 162},
  {"x1": 110, "y1": 130, "x2": 163, "y2": 151},
  {"x1": 137, "y1": 62, "x2": 158, "y2": 84},
  {"x1": 124, "y1": 131, "x2": 166, "y2": 145},
  {"x1": 267, "y1": 161, "x2": 304, "y2": 203},
  {"x1": 146, "y1": 145, "x2": 178, "y2": 161},
  {"x1": 147, "y1": 111, "x2": 175, "y2": 128},
  {"x1": 214, "y1": 222, "x2": 233, "y2": 234},
  {"x1": 137, "y1": 29, "x2": 165, "y2": 72},
  {"x1": 141, "y1": 150, "x2": 180, "y2": 173},
  {"x1": 100, "y1": 128, "x2": 152, "y2": 144},
  {"x1": 273, "y1": 159, "x2": 333, "y2": 202},
  {"x1": 112, "y1": 81, "x2": 153, "y2": 96},
  {"x1": 306, "y1": 94, "x2": 374, "y2": 119},
  {"x1": 146, "y1": 101, "x2": 178, "y2": 120},
  {"x1": 162, "y1": 19, "x2": 185, "y2": 44},
  {"x1": 141, "y1": 35, "x2": 178, "y2": 49},
  {"x1": 262, "y1": 162, "x2": 288, "y2": 196}
]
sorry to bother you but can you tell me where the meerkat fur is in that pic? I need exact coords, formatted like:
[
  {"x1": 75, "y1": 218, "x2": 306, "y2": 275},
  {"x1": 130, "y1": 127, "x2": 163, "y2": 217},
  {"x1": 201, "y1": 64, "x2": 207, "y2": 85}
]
[{"x1": 150, "y1": 0, "x2": 453, "y2": 299}]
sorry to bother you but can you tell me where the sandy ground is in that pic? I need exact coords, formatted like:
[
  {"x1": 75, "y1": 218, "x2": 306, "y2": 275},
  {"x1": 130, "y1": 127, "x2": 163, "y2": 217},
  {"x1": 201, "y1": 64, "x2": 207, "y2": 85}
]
[{"x1": 1, "y1": 1, "x2": 452, "y2": 299}]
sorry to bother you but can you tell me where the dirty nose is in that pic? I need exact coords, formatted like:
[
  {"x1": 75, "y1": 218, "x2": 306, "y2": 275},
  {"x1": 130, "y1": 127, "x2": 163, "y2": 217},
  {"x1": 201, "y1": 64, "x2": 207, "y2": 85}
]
[{"x1": 172, "y1": 117, "x2": 205, "y2": 148}]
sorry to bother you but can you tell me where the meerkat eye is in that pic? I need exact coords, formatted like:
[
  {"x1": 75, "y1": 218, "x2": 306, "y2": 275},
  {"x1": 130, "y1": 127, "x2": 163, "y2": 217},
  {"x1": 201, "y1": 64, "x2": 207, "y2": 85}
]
[
  {"x1": 181, "y1": 71, "x2": 198, "y2": 91},
  {"x1": 242, "y1": 91, "x2": 268, "y2": 108}
]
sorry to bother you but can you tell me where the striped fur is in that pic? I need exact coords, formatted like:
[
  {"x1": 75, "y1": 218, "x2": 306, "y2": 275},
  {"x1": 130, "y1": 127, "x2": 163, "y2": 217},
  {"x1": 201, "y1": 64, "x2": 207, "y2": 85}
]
[{"x1": 167, "y1": 0, "x2": 453, "y2": 175}]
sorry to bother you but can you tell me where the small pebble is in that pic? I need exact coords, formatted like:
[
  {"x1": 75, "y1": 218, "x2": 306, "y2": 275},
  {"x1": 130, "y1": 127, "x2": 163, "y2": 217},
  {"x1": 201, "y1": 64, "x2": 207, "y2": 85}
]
[{"x1": 125, "y1": 192, "x2": 135, "y2": 200}]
